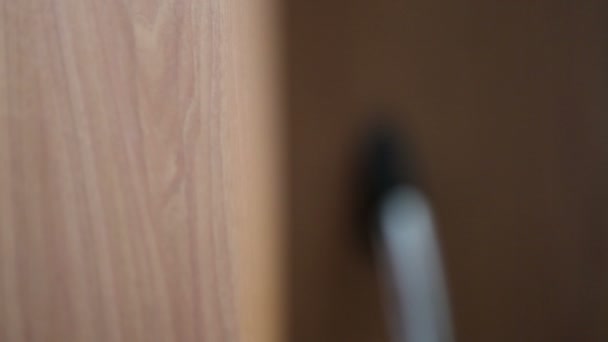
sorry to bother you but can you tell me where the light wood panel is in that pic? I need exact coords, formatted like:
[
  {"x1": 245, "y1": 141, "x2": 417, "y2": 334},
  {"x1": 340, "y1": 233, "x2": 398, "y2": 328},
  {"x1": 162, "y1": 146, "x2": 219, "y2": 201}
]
[
  {"x1": 287, "y1": 0, "x2": 608, "y2": 341},
  {"x1": 0, "y1": 0, "x2": 284, "y2": 341}
]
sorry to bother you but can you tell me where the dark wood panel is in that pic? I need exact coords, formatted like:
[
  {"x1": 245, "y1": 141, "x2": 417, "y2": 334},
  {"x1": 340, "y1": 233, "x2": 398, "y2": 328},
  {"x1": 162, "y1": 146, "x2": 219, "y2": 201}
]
[{"x1": 287, "y1": 1, "x2": 608, "y2": 341}]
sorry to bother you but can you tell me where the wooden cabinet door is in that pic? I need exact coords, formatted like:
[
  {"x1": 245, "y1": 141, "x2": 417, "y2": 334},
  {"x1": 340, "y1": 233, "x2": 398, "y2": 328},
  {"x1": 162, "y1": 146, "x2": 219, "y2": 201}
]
[
  {"x1": 287, "y1": 1, "x2": 608, "y2": 341},
  {"x1": 0, "y1": 1, "x2": 283, "y2": 341}
]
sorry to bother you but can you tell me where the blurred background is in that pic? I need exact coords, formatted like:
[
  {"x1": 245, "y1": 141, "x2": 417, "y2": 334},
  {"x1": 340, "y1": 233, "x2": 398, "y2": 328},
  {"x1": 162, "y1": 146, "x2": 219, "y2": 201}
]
[{"x1": 286, "y1": 1, "x2": 608, "y2": 341}]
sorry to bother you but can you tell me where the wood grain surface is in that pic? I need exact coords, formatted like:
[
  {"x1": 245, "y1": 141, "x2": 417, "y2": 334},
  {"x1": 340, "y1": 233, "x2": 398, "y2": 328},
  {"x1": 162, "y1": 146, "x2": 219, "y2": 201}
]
[
  {"x1": 287, "y1": 0, "x2": 608, "y2": 341},
  {"x1": 0, "y1": 0, "x2": 284, "y2": 341}
]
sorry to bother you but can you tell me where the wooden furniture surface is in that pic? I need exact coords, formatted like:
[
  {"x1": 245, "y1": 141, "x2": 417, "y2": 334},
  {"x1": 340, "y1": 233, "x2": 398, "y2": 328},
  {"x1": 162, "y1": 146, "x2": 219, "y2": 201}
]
[
  {"x1": 1, "y1": 0, "x2": 607, "y2": 341},
  {"x1": 287, "y1": 0, "x2": 608, "y2": 341},
  {"x1": 0, "y1": 0, "x2": 284, "y2": 341}
]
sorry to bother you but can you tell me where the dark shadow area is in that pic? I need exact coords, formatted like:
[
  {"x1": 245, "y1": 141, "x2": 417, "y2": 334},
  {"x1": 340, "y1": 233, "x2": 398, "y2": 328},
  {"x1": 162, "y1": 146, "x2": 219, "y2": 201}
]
[{"x1": 285, "y1": 0, "x2": 608, "y2": 341}]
